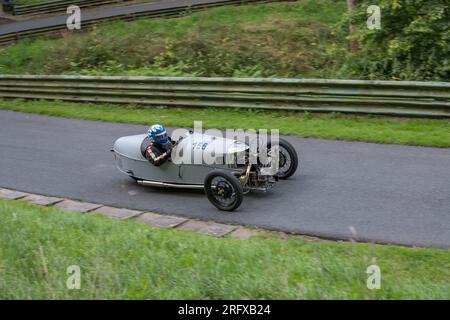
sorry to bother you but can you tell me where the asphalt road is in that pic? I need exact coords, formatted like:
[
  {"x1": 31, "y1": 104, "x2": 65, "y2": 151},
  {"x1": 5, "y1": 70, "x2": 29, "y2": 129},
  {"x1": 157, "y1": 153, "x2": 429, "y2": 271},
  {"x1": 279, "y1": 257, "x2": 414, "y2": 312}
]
[
  {"x1": 0, "y1": 110, "x2": 449, "y2": 248},
  {"x1": 0, "y1": 0, "x2": 238, "y2": 35}
]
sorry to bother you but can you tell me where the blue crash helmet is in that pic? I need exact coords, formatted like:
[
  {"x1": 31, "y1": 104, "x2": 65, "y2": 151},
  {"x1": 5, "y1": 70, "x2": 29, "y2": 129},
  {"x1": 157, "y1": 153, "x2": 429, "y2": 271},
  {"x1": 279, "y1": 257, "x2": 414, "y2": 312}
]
[{"x1": 148, "y1": 124, "x2": 169, "y2": 144}]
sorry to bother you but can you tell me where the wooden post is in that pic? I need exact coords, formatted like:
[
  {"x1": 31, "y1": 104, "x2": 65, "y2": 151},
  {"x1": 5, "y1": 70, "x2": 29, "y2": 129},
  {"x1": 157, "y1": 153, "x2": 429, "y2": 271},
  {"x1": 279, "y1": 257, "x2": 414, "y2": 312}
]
[{"x1": 346, "y1": 0, "x2": 359, "y2": 52}]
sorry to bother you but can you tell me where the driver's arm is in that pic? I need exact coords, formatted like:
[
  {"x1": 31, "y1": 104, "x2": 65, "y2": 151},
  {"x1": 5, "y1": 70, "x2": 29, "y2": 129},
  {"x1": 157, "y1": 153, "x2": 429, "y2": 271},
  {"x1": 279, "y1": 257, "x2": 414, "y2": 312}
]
[{"x1": 145, "y1": 145, "x2": 171, "y2": 166}]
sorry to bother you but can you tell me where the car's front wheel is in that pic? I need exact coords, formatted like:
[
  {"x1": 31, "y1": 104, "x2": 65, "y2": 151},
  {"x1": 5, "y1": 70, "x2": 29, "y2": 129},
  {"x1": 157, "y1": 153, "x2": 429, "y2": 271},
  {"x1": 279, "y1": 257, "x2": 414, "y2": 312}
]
[
  {"x1": 204, "y1": 170, "x2": 244, "y2": 211},
  {"x1": 267, "y1": 138, "x2": 298, "y2": 179}
]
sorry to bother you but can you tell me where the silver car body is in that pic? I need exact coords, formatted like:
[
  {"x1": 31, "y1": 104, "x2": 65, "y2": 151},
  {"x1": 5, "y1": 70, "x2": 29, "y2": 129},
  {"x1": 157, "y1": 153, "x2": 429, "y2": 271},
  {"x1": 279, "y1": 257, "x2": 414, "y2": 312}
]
[{"x1": 113, "y1": 131, "x2": 249, "y2": 187}]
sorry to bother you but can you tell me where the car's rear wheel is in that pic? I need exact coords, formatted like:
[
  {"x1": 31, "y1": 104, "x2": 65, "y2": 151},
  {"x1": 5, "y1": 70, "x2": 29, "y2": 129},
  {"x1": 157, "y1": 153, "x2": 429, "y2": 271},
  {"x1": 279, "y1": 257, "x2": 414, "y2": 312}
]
[
  {"x1": 267, "y1": 138, "x2": 298, "y2": 179},
  {"x1": 204, "y1": 170, "x2": 243, "y2": 211}
]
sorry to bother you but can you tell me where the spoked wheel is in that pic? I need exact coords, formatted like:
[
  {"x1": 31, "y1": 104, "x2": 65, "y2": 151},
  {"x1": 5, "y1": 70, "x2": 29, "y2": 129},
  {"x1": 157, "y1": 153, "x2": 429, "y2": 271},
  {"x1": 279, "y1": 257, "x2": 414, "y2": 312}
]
[
  {"x1": 204, "y1": 170, "x2": 244, "y2": 211},
  {"x1": 267, "y1": 138, "x2": 298, "y2": 179}
]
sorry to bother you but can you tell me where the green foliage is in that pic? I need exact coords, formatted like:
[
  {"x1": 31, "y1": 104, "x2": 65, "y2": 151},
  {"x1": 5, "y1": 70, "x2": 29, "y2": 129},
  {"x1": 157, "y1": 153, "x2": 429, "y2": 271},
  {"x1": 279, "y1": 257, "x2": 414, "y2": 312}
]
[
  {"x1": 340, "y1": 0, "x2": 450, "y2": 81},
  {"x1": 1, "y1": 199, "x2": 449, "y2": 299},
  {"x1": 0, "y1": 1, "x2": 347, "y2": 78},
  {"x1": 0, "y1": 1, "x2": 447, "y2": 81}
]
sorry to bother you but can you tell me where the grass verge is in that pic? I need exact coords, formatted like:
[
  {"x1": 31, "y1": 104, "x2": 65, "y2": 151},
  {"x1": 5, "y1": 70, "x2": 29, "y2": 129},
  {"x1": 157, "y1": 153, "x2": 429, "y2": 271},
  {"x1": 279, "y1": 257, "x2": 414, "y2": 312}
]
[
  {"x1": 0, "y1": 99, "x2": 449, "y2": 148},
  {"x1": 0, "y1": 0, "x2": 347, "y2": 78},
  {"x1": 0, "y1": 199, "x2": 449, "y2": 299}
]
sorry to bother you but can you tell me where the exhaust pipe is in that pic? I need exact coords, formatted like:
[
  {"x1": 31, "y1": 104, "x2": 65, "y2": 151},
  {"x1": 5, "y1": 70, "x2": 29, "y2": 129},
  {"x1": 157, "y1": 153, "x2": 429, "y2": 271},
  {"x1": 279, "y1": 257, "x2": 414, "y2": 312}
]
[{"x1": 137, "y1": 179, "x2": 204, "y2": 189}]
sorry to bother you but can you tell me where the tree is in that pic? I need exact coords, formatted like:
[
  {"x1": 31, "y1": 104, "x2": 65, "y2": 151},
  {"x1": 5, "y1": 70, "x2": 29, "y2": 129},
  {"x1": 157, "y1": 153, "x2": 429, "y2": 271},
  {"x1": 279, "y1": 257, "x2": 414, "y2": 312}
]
[{"x1": 341, "y1": 0, "x2": 450, "y2": 81}]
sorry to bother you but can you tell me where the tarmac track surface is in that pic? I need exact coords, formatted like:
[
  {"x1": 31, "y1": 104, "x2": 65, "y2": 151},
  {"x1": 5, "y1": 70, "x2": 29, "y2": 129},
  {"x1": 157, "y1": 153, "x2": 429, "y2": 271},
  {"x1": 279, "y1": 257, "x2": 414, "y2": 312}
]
[{"x1": 0, "y1": 110, "x2": 449, "y2": 248}]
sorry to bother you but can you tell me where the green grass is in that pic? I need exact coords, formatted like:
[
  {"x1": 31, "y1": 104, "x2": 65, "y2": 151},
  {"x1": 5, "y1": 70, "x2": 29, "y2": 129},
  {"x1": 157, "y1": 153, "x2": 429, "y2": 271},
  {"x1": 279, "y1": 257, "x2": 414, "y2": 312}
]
[
  {"x1": 0, "y1": 0, "x2": 348, "y2": 78},
  {"x1": 0, "y1": 199, "x2": 449, "y2": 299},
  {"x1": 1, "y1": 99, "x2": 449, "y2": 148}
]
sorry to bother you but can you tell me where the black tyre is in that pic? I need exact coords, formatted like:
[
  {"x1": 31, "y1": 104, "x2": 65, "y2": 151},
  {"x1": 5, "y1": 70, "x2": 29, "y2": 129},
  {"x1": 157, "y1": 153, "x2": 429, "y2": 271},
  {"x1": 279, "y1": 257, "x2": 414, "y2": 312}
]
[
  {"x1": 267, "y1": 138, "x2": 298, "y2": 179},
  {"x1": 204, "y1": 169, "x2": 244, "y2": 211}
]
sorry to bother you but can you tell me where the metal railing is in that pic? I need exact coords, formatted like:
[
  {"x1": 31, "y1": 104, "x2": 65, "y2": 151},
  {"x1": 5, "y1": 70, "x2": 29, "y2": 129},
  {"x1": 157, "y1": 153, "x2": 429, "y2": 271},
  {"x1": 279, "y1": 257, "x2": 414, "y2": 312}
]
[
  {"x1": 0, "y1": 0, "x2": 279, "y2": 46},
  {"x1": 0, "y1": 75, "x2": 448, "y2": 118},
  {"x1": 9, "y1": 0, "x2": 129, "y2": 16}
]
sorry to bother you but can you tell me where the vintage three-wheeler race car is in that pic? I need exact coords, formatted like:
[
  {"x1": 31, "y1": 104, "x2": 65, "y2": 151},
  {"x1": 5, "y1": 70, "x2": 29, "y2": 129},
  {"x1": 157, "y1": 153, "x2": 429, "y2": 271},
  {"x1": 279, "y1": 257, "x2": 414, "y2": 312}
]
[{"x1": 112, "y1": 131, "x2": 298, "y2": 211}]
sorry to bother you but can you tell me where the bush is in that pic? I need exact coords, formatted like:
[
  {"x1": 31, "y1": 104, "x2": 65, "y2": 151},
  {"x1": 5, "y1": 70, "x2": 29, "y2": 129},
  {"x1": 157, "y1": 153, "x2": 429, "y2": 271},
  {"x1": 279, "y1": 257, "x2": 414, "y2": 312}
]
[
  {"x1": 340, "y1": 0, "x2": 450, "y2": 81},
  {"x1": 0, "y1": 1, "x2": 347, "y2": 78}
]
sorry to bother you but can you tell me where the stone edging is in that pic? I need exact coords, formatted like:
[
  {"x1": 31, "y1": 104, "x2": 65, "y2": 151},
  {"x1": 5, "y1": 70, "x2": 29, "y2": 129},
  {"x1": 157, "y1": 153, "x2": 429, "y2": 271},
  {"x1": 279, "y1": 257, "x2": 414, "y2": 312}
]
[{"x1": 0, "y1": 187, "x2": 266, "y2": 240}]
